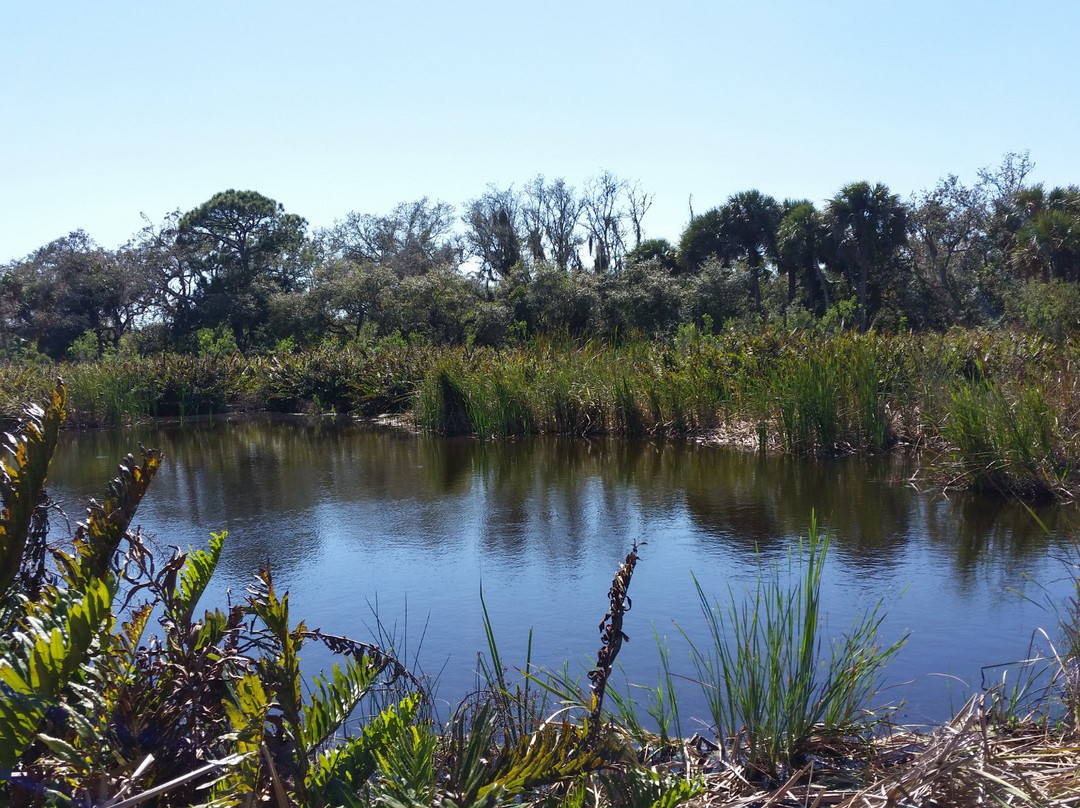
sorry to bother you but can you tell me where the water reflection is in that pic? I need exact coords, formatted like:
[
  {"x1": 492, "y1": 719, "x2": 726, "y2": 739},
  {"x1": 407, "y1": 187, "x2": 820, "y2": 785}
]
[{"x1": 49, "y1": 417, "x2": 1077, "y2": 724}]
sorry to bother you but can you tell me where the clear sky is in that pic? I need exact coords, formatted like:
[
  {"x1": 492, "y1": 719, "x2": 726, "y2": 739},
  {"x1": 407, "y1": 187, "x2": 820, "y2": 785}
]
[{"x1": 3, "y1": 1, "x2": 1078, "y2": 263}]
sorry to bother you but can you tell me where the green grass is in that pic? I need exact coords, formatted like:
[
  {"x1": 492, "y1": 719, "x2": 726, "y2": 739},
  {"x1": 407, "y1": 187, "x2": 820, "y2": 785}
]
[
  {"x1": 680, "y1": 515, "x2": 906, "y2": 782},
  {"x1": 943, "y1": 375, "x2": 1073, "y2": 500},
  {"x1": 3, "y1": 327, "x2": 1079, "y2": 499}
]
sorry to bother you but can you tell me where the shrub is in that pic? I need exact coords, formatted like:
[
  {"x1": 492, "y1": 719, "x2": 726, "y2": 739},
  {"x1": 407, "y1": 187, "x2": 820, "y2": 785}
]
[{"x1": 1011, "y1": 278, "x2": 1080, "y2": 341}]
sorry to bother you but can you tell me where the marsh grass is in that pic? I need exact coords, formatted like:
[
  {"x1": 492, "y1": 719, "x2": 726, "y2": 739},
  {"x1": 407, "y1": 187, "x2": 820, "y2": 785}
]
[
  {"x1": 1063, "y1": 533, "x2": 1080, "y2": 731},
  {"x1": 1001, "y1": 518, "x2": 1080, "y2": 734},
  {"x1": 606, "y1": 631, "x2": 685, "y2": 757},
  {"x1": 5, "y1": 327, "x2": 1080, "y2": 499},
  {"x1": 767, "y1": 336, "x2": 892, "y2": 455},
  {"x1": 61, "y1": 359, "x2": 159, "y2": 426},
  {"x1": 476, "y1": 586, "x2": 543, "y2": 745},
  {"x1": 681, "y1": 515, "x2": 906, "y2": 783},
  {"x1": 772, "y1": 353, "x2": 841, "y2": 453},
  {"x1": 613, "y1": 377, "x2": 645, "y2": 437},
  {"x1": 415, "y1": 360, "x2": 472, "y2": 436},
  {"x1": 944, "y1": 375, "x2": 1071, "y2": 500}
]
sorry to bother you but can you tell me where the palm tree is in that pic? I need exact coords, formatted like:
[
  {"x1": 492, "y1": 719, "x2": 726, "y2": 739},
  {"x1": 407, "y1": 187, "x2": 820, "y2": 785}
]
[
  {"x1": 1013, "y1": 208, "x2": 1080, "y2": 282},
  {"x1": 717, "y1": 190, "x2": 781, "y2": 314},
  {"x1": 1002, "y1": 185, "x2": 1080, "y2": 282},
  {"x1": 827, "y1": 182, "x2": 907, "y2": 331},
  {"x1": 678, "y1": 208, "x2": 728, "y2": 274},
  {"x1": 778, "y1": 200, "x2": 831, "y2": 313}
]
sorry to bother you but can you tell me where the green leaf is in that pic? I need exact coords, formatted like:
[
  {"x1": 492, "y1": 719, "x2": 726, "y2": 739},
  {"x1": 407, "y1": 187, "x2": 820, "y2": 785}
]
[
  {"x1": 63, "y1": 447, "x2": 163, "y2": 590},
  {"x1": 0, "y1": 578, "x2": 112, "y2": 769},
  {"x1": 308, "y1": 692, "x2": 421, "y2": 795},
  {"x1": 0, "y1": 381, "x2": 65, "y2": 604},
  {"x1": 37, "y1": 732, "x2": 86, "y2": 767},
  {"x1": 216, "y1": 672, "x2": 269, "y2": 802},
  {"x1": 301, "y1": 655, "x2": 382, "y2": 753},
  {"x1": 483, "y1": 720, "x2": 603, "y2": 799},
  {"x1": 169, "y1": 531, "x2": 226, "y2": 627}
]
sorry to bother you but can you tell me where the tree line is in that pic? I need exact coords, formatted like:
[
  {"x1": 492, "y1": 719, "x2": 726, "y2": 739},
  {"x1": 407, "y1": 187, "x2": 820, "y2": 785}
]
[{"x1": 3, "y1": 152, "x2": 1079, "y2": 361}]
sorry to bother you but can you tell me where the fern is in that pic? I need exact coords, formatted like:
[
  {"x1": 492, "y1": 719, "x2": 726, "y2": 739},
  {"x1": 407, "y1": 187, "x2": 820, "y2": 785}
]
[
  {"x1": 307, "y1": 691, "x2": 422, "y2": 797},
  {"x1": 216, "y1": 672, "x2": 271, "y2": 803},
  {"x1": 375, "y1": 723, "x2": 437, "y2": 808},
  {"x1": 54, "y1": 447, "x2": 163, "y2": 590},
  {"x1": 0, "y1": 577, "x2": 112, "y2": 769},
  {"x1": 596, "y1": 766, "x2": 705, "y2": 808},
  {"x1": 167, "y1": 530, "x2": 226, "y2": 628},
  {"x1": 489, "y1": 719, "x2": 604, "y2": 798},
  {"x1": 302, "y1": 655, "x2": 384, "y2": 751}
]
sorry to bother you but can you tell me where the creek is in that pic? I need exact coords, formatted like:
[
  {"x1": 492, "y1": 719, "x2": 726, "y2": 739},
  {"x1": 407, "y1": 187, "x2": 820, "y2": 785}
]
[{"x1": 49, "y1": 416, "x2": 1077, "y2": 727}]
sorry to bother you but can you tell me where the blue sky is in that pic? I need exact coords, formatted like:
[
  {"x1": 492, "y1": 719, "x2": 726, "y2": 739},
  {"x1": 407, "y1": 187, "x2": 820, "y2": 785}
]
[{"x1": 3, "y1": 1, "x2": 1078, "y2": 263}]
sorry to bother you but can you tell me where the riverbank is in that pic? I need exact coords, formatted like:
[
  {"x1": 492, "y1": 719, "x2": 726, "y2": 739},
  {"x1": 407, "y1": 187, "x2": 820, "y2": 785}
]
[
  {"x1": 680, "y1": 706, "x2": 1080, "y2": 806},
  {"x1": 1, "y1": 327, "x2": 1078, "y2": 500}
]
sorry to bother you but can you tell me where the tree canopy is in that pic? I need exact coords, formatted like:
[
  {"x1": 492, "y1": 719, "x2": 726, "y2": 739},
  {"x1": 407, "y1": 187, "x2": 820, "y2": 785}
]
[{"x1": 4, "y1": 155, "x2": 1080, "y2": 358}]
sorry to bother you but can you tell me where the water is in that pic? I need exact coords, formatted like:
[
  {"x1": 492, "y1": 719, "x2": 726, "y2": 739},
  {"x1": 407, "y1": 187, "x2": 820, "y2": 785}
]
[{"x1": 48, "y1": 416, "x2": 1077, "y2": 727}]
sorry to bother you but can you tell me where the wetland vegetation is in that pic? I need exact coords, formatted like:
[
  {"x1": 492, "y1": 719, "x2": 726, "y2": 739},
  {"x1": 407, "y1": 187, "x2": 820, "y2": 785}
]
[
  {"x1": 2, "y1": 324, "x2": 1078, "y2": 502},
  {"x1": 3, "y1": 152, "x2": 1080, "y2": 803},
  {"x1": 2, "y1": 151, "x2": 1080, "y2": 501}
]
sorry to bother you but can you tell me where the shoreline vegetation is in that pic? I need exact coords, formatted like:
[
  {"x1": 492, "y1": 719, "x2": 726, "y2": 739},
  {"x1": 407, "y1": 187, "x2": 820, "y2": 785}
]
[
  {"x1": 2, "y1": 327, "x2": 1078, "y2": 502},
  {"x1": 1, "y1": 384, "x2": 1079, "y2": 806}
]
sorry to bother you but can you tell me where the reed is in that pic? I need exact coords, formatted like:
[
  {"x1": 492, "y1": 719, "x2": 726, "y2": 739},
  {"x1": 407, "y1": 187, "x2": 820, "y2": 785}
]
[
  {"x1": 850, "y1": 337, "x2": 891, "y2": 451},
  {"x1": 681, "y1": 514, "x2": 905, "y2": 782},
  {"x1": 4, "y1": 327, "x2": 1080, "y2": 500},
  {"x1": 414, "y1": 358, "x2": 472, "y2": 436},
  {"x1": 771, "y1": 352, "x2": 841, "y2": 453},
  {"x1": 60, "y1": 358, "x2": 159, "y2": 426},
  {"x1": 943, "y1": 375, "x2": 1071, "y2": 500}
]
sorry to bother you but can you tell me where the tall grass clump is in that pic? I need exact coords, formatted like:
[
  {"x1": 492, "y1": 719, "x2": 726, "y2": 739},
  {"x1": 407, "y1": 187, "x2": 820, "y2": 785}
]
[
  {"x1": 850, "y1": 337, "x2": 891, "y2": 451},
  {"x1": 60, "y1": 359, "x2": 159, "y2": 426},
  {"x1": 613, "y1": 377, "x2": 646, "y2": 437},
  {"x1": 682, "y1": 514, "x2": 905, "y2": 783},
  {"x1": 466, "y1": 359, "x2": 537, "y2": 439},
  {"x1": 944, "y1": 376, "x2": 1073, "y2": 500},
  {"x1": 415, "y1": 357, "x2": 473, "y2": 436},
  {"x1": 771, "y1": 353, "x2": 842, "y2": 453},
  {"x1": 767, "y1": 335, "x2": 893, "y2": 455}
]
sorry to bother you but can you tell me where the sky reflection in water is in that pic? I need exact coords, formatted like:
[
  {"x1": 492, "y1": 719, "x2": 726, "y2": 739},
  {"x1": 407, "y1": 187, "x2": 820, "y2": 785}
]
[{"x1": 49, "y1": 418, "x2": 1077, "y2": 726}]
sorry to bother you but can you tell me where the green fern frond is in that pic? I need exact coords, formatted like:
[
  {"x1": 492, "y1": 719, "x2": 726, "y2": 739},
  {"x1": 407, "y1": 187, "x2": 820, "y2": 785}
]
[
  {"x1": 0, "y1": 577, "x2": 112, "y2": 769},
  {"x1": 60, "y1": 447, "x2": 162, "y2": 590},
  {"x1": 375, "y1": 722, "x2": 437, "y2": 808},
  {"x1": 248, "y1": 568, "x2": 306, "y2": 757},
  {"x1": 169, "y1": 531, "x2": 226, "y2": 627},
  {"x1": 308, "y1": 691, "x2": 422, "y2": 796},
  {"x1": 0, "y1": 381, "x2": 65, "y2": 604},
  {"x1": 596, "y1": 765, "x2": 705, "y2": 808},
  {"x1": 216, "y1": 672, "x2": 270, "y2": 803},
  {"x1": 302, "y1": 654, "x2": 384, "y2": 752},
  {"x1": 484, "y1": 719, "x2": 604, "y2": 800}
]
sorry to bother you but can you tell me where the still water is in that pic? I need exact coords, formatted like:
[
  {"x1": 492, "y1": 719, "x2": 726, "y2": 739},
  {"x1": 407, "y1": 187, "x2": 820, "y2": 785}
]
[{"x1": 49, "y1": 417, "x2": 1077, "y2": 727}]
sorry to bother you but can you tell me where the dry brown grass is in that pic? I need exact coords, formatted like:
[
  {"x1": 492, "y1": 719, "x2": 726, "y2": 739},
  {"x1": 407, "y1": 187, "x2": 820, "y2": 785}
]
[{"x1": 674, "y1": 694, "x2": 1079, "y2": 807}]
